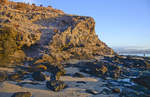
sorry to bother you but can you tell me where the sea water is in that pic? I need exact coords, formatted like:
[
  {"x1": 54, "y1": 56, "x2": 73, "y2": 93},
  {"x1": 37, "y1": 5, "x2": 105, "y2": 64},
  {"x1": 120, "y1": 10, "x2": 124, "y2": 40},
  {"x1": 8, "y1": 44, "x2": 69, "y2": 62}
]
[{"x1": 119, "y1": 53, "x2": 150, "y2": 57}]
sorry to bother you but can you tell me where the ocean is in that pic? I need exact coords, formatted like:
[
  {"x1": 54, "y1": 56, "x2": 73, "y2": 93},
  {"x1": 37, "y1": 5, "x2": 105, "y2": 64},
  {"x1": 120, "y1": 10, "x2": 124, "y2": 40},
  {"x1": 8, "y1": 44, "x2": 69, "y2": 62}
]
[{"x1": 119, "y1": 53, "x2": 150, "y2": 57}]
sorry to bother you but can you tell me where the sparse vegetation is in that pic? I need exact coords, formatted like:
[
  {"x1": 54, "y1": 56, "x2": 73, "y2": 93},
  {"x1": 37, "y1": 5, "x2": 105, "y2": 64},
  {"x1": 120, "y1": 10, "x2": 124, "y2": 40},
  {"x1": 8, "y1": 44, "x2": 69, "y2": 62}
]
[
  {"x1": 0, "y1": 0, "x2": 8, "y2": 4},
  {"x1": 15, "y1": 2, "x2": 29, "y2": 10},
  {"x1": 0, "y1": 25, "x2": 25, "y2": 66}
]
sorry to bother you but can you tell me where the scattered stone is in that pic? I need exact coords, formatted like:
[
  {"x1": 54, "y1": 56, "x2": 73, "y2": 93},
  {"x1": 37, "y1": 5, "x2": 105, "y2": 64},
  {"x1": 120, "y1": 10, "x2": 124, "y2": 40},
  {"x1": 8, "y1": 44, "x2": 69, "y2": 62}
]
[
  {"x1": 11, "y1": 92, "x2": 31, "y2": 97},
  {"x1": 73, "y1": 72, "x2": 84, "y2": 78},
  {"x1": 0, "y1": 71, "x2": 7, "y2": 82},
  {"x1": 46, "y1": 80, "x2": 67, "y2": 92},
  {"x1": 86, "y1": 89, "x2": 99, "y2": 95},
  {"x1": 32, "y1": 71, "x2": 46, "y2": 81}
]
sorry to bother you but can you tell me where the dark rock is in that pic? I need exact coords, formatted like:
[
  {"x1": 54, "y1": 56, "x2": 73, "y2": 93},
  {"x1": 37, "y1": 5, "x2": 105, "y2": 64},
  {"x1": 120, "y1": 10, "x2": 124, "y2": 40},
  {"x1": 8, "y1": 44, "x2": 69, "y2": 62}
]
[
  {"x1": 50, "y1": 72, "x2": 63, "y2": 81},
  {"x1": 132, "y1": 75, "x2": 150, "y2": 89},
  {"x1": 144, "y1": 61, "x2": 150, "y2": 69},
  {"x1": 129, "y1": 85, "x2": 150, "y2": 95},
  {"x1": 49, "y1": 66, "x2": 66, "y2": 81},
  {"x1": 112, "y1": 88, "x2": 120, "y2": 93},
  {"x1": 32, "y1": 71, "x2": 46, "y2": 81},
  {"x1": 26, "y1": 64, "x2": 48, "y2": 72},
  {"x1": 73, "y1": 72, "x2": 84, "y2": 78},
  {"x1": 33, "y1": 64, "x2": 47, "y2": 71},
  {"x1": 120, "y1": 89, "x2": 140, "y2": 97},
  {"x1": 46, "y1": 80, "x2": 67, "y2": 92},
  {"x1": 86, "y1": 89, "x2": 99, "y2": 95},
  {"x1": 108, "y1": 65, "x2": 121, "y2": 79},
  {"x1": 4, "y1": 19, "x2": 11, "y2": 23},
  {"x1": 9, "y1": 73, "x2": 23, "y2": 81},
  {"x1": 76, "y1": 81, "x2": 86, "y2": 84},
  {"x1": 100, "y1": 89, "x2": 112, "y2": 95},
  {"x1": 11, "y1": 92, "x2": 31, "y2": 97},
  {"x1": 17, "y1": 70, "x2": 28, "y2": 75},
  {"x1": 0, "y1": 71, "x2": 7, "y2": 82}
]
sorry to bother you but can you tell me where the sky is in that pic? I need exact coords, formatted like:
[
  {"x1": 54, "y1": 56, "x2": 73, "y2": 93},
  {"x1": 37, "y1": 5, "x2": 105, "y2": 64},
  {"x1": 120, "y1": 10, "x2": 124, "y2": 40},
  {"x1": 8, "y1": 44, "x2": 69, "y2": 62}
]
[{"x1": 12, "y1": 0, "x2": 150, "y2": 49}]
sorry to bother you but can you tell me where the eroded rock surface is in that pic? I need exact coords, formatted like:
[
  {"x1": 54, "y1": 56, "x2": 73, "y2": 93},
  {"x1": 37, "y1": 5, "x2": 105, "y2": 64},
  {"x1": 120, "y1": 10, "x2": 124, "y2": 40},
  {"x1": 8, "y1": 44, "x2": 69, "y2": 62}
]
[{"x1": 0, "y1": 1, "x2": 114, "y2": 67}]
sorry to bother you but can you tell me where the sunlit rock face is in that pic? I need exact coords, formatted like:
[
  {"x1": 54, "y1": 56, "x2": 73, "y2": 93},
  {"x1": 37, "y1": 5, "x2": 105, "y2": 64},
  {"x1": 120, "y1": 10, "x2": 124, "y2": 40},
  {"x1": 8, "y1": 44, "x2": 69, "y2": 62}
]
[{"x1": 0, "y1": 1, "x2": 114, "y2": 66}]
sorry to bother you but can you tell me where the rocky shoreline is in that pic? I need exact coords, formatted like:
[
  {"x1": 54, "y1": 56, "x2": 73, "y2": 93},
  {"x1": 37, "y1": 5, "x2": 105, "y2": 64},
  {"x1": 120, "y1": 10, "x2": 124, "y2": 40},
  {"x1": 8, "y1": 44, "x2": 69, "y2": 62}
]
[
  {"x1": 0, "y1": 1, "x2": 150, "y2": 97},
  {"x1": 0, "y1": 55, "x2": 150, "y2": 97}
]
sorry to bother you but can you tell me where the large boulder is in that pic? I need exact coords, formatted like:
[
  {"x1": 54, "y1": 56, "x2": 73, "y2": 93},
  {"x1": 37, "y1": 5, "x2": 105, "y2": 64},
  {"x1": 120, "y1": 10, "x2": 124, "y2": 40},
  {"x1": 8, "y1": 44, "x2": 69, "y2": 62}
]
[
  {"x1": 46, "y1": 80, "x2": 67, "y2": 92},
  {"x1": 11, "y1": 92, "x2": 31, "y2": 97}
]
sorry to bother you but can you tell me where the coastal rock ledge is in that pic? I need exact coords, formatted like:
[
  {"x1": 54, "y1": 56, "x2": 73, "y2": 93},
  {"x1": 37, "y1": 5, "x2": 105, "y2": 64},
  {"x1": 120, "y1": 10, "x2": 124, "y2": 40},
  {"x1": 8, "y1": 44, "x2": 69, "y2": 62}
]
[{"x1": 0, "y1": 0, "x2": 114, "y2": 66}]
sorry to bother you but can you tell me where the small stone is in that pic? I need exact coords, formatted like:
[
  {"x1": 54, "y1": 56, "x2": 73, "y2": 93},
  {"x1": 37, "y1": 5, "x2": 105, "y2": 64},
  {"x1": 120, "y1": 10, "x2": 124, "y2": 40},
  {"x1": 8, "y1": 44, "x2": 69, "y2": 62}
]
[
  {"x1": 32, "y1": 71, "x2": 46, "y2": 81},
  {"x1": 76, "y1": 81, "x2": 86, "y2": 84},
  {"x1": 73, "y1": 72, "x2": 84, "y2": 78},
  {"x1": 112, "y1": 88, "x2": 120, "y2": 93},
  {"x1": 11, "y1": 92, "x2": 31, "y2": 97},
  {"x1": 86, "y1": 89, "x2": 99, "y2": 95}
]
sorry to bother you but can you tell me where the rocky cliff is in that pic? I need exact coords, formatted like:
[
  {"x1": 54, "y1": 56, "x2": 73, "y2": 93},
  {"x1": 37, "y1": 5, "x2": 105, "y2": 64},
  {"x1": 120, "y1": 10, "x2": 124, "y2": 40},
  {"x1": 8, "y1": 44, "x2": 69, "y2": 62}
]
[{"x1": 0, "y1": 1, "x2": 114, "y2": 66}]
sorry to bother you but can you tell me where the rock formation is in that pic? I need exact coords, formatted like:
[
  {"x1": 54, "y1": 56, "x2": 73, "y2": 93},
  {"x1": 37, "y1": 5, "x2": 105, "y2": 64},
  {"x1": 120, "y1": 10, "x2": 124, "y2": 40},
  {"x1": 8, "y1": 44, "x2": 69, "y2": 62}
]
[{"x1": 0, "y1": 1, "x2": 114, "y2": 66}]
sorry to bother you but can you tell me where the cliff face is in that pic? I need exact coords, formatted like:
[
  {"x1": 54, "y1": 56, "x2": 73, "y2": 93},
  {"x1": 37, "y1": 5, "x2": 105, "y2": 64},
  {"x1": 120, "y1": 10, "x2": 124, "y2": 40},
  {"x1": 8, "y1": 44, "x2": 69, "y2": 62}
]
[
  {"x1": 0, "y1": 1, "x2": 114, "y2": 66},
  {"x1": 47, "y1": 16, "x2": 114, "y2": 63}
]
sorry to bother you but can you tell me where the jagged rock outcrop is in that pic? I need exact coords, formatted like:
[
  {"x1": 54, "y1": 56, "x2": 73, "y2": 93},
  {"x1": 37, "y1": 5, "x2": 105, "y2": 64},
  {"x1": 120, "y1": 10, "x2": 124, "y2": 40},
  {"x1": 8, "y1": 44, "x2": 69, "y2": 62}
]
[{"x1": 0, "y1": 1, "x2": 114, "y2": 66}]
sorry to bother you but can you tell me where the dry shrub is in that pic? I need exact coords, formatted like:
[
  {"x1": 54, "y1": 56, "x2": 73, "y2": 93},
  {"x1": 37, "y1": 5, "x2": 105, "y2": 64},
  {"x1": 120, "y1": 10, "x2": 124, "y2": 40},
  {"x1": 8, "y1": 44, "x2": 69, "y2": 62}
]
[
  {"x1": 0, "y1": 0, "x2": 8, "y2": 4},
  {"x1": 52, "y1": 9, "x2": 64, "y2": 14},
  {"x1": 15, "y1": 2, "x2": 29, "y2": 10},
  {"x1": 0, "y1": 25, "x2": 25, "y2": 67}
]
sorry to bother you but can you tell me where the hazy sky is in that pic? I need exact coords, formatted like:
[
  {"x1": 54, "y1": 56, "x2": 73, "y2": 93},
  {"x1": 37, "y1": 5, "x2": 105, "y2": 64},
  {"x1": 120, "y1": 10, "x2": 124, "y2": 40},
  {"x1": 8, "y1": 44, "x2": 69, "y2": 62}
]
[{"x1": 12, "y1": 0, "x2": 150, "y2": 49}]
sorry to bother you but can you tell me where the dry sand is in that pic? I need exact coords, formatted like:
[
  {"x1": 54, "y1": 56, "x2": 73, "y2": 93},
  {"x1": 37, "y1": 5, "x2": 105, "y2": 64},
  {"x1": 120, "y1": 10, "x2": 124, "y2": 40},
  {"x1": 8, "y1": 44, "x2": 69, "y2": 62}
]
[{"x1": 0, "y1": 67, "x2": 118, "y2": 97}]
